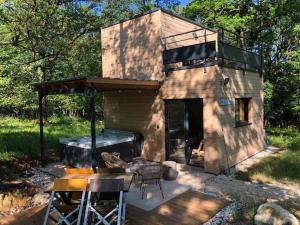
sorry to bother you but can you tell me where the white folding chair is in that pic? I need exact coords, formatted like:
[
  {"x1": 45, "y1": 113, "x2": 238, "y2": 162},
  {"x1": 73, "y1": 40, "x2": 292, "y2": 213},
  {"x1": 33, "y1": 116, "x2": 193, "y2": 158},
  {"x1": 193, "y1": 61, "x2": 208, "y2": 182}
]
[
  {"x1": 83, "y1": 179, "x2": 124, "y2": 225},
  {"x1": 43, "y1": 178, "x2": 87, "y2": 225}
]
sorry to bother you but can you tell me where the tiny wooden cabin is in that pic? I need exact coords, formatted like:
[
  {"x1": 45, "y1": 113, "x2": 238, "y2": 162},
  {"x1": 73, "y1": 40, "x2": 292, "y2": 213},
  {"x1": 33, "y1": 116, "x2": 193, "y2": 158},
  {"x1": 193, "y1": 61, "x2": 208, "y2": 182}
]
[{"x1": 101, "y1": 9, "x2": 264, "y2": 174}]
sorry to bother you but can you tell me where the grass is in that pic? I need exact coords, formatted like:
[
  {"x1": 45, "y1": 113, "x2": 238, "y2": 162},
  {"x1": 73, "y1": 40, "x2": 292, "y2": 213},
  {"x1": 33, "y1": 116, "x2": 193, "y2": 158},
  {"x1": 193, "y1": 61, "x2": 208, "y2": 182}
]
[
  {"x1": 236, "y1": 127, "x2": 300, "y2": 184},
  {"x1": 0, "y1": 116, "x2": 103, "y2": 160},
  {"x1": 1, "y1": 116, "x2": 299, "y2": 184}
]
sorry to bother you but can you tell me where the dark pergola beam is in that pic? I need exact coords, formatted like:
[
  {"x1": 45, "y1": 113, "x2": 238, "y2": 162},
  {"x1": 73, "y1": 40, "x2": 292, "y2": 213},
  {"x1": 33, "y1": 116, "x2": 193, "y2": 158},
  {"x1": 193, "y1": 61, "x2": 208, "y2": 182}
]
[
  {"x1": 33, "y1": 77, "x2": 161, "y2": 95},
  {"x1": 33, "y1": 77, "x2": 161, "y2": 168}
]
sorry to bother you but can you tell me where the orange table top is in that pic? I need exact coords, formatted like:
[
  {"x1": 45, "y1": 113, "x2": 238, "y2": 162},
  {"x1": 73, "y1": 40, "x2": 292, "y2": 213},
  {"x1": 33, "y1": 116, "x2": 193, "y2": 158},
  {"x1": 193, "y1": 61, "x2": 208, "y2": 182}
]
[{"x1": 61, "y1": 173, "x2": 133, "y2": 192}]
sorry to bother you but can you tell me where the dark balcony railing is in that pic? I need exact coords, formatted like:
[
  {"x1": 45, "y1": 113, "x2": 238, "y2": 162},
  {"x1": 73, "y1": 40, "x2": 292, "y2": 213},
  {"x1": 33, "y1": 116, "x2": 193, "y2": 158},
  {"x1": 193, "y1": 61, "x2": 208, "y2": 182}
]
[
  {"x1": 163, "y1": 42, "x2": 216, "y2": 65},
  {"x1": 217, "y1": 42, "x2": 261, "y2": 72},
  {"x1": 161, "y1": 27, "x2": 262, "y2": 74}
]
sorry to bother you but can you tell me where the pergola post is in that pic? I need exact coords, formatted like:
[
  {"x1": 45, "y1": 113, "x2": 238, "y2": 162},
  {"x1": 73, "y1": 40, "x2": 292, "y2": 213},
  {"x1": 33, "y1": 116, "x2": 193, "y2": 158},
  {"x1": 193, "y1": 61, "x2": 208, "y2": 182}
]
[
  {"x1": 90, "y1": 88, "x2": 97, "y2": 169},
  {"x1": 33, "y1": 77, "x2": 160, "y2": 169},
  {"x1": 38, "y1": 91, "x2": 46, "y2": 167}
]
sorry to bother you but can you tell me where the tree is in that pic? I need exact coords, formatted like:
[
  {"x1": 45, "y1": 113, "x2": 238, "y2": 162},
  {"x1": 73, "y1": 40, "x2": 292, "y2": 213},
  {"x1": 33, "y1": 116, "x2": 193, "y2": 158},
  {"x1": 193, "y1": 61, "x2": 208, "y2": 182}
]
[
  {"x1": 0, "y1": 0, "x2": 103, "y2": 81},
  {"x1": 0, "y1": 0, "x2": 104, "y2": 117},
  {"x1": 0, "y1": 0, "x2": 180, "y2": 117},
  {"x1": 183, "y1": 0, "x2": 300, "y2": 127}
]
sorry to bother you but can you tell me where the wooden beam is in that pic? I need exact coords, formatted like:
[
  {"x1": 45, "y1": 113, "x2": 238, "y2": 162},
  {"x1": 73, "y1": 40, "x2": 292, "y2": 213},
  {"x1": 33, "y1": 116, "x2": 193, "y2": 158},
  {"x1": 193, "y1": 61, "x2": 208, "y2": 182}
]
[
  {"x1": 87, "y1": 77, "x2": 161, "y2": 89},
  {"x1": 33, "y1": 77, "x2": 161, "y2": 95}
]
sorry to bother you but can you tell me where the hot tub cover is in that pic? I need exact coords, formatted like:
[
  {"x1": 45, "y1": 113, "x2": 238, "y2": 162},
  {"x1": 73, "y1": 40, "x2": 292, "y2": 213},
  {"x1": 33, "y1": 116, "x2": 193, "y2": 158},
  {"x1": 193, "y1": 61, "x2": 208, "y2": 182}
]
[{"x1": 59, "y1": 129, "x2": 135, "y2": 149}]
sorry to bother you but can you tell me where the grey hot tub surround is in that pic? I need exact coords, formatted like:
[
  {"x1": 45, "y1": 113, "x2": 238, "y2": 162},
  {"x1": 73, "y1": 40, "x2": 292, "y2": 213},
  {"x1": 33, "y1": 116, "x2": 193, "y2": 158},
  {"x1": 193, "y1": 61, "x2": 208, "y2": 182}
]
[{"x1": 59, "y1": 129, "x2": 143, "y2": 168}]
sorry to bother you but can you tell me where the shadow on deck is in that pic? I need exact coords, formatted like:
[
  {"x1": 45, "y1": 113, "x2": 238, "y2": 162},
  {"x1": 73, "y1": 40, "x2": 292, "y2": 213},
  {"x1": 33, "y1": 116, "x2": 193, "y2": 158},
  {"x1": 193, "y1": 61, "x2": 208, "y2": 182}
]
[{"x1": 0, "y1": 191, "x2": 228, "y2": 225}]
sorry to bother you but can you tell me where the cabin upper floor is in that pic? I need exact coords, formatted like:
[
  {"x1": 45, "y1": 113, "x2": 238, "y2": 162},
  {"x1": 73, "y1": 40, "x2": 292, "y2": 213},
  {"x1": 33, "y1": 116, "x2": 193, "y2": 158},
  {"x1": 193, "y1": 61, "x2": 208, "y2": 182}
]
[{"x1": 101, "y1": 9, "x2": 262, "y2": 81}]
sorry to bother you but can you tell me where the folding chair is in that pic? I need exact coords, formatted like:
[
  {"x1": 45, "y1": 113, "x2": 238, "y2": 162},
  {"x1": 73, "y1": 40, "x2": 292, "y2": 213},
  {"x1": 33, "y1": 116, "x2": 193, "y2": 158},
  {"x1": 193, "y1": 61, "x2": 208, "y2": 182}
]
[
  {"x1": 43, "y1": 178, "x2": 88, "y2": 225},
  {"x1": 64, "y1": 167, "x2": 94, "y2": 175},
  {"x1": 83, "y1": 179, "x2": 124, "y2": 225}
]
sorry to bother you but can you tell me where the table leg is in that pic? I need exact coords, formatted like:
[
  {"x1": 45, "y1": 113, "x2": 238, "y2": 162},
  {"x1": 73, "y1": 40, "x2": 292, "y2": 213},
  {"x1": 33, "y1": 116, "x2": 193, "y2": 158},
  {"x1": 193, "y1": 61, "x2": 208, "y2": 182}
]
[{"x1": 122, "y1": 193, "x2": 126, "y2": 224}]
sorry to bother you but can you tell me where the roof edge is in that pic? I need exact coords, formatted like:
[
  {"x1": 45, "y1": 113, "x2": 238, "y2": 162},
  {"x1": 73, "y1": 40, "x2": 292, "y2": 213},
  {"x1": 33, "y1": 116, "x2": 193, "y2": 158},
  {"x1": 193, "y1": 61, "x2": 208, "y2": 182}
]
[
  {"x1": 101, "y1": 8, "x2": 160, "y2": 29},
  {"x1": 33, "y1": 76, "x2": 162, "y2": 88},
  {"x1": 101, "y1": 8, "x2": 216, "y2": 34},
  {"x1": 32, "y1": 76, "x2": 162, "y2": 94},
  {"x1": 159, "y1": 8, "x2": 216, "y2": 33}
]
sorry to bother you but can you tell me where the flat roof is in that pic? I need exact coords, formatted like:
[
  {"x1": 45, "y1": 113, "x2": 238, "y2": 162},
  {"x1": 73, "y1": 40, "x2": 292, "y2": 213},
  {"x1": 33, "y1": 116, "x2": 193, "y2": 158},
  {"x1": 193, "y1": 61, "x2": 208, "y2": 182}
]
[
  {"x1": 101, "y1": 8, "x2": 215, "y2": 33},
  {"x1": 33, "y1": 77, "x2": 161, "y2": 95}
]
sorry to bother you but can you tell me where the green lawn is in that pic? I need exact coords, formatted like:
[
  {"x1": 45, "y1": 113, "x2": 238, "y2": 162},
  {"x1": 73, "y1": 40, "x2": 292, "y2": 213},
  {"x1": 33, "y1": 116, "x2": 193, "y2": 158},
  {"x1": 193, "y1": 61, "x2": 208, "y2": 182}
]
[
  {"x1": 0, "y1": 116, "x2": 103, "y2": 160},
  {"x1": 236, "y1": 127, "x2": 300, "y2": 184},
  {"x1": 1, "y1": 117, "x2": 299, "y2": 184}
]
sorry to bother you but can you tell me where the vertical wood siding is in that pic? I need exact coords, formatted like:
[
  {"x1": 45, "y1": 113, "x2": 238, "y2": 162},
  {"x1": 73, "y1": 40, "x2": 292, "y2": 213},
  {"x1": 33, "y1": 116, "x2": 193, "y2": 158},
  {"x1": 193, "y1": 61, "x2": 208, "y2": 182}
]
[
  {"x1": 161, "y1": 66, "x2": 225, "y2": 173},
  {"x1": 101, "y1": 11, "x2": 164, "y2": 81},
  {"x1": 161, "y1": 12, "x2": 217, "y2": 50},
  {"x1": 101, "y1": 10, "x2": 264, "y2": 173},
  {"x1": 160, "y1": 66, "x2": 264, "y2": 173},
  {"x1": 215, "y1": 67, "x2": 264, "y2": 171},
  {"x1": 104, "y1": 91, "x2": 165, "y2": 162}
]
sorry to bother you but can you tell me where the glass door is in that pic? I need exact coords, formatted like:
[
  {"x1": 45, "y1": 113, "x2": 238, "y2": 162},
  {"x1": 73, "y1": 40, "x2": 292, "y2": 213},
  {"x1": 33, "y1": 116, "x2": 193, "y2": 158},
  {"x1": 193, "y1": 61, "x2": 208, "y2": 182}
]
[
  {"x1": 165, "y1": 99, "x2": 204, "y2": 166},
  {"x1": 165, "y1": 100, "x2": 185, "y2": 163}
]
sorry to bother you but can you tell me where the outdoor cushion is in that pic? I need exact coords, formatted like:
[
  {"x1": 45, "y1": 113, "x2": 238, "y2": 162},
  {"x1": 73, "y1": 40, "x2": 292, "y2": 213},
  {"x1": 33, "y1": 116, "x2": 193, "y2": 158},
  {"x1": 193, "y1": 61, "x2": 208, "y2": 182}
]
[{"x1": 101, "y1": 152, "x2": 129, "y2": 168}]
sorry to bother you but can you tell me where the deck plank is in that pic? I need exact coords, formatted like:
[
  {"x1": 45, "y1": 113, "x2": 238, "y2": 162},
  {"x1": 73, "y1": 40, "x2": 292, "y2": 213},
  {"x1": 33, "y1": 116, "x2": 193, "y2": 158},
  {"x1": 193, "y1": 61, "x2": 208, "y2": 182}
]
[{"x1": 0, "y1": 191, "x2": 228, "y2": 225}]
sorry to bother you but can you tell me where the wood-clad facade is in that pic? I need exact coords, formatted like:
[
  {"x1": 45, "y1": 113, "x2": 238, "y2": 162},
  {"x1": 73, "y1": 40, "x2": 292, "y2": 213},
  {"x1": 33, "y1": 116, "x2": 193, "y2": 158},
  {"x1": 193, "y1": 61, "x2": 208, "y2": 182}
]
[
  {"x1": 101, "y1": 10, "x2": 164, "y2": 81},
  {"x1": 101, "y1": 9, "x2": 264, "y2": 174}
]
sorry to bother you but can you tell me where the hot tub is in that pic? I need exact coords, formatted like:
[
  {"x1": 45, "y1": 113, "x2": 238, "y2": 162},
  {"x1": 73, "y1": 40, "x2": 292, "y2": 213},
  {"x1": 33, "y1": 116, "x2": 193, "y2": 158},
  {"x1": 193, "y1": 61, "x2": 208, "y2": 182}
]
[{"x1": 59, "y1": 129, "x2": 143, "y2": 168}]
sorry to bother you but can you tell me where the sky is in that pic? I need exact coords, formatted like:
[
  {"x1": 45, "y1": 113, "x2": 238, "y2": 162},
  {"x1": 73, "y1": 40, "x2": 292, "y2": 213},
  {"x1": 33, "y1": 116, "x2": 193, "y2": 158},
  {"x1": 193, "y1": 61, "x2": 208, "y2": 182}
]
[{"x1": 180, "y1": 0, "x2": 191, "y2": 6}]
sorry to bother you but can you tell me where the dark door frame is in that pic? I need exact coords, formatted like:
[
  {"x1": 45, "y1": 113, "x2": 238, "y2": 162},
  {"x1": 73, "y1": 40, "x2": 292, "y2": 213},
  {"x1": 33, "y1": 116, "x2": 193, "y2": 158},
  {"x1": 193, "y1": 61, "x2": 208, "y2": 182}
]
[{"x1": 164, "y1": 98, "x2": 203, "y2": 165}]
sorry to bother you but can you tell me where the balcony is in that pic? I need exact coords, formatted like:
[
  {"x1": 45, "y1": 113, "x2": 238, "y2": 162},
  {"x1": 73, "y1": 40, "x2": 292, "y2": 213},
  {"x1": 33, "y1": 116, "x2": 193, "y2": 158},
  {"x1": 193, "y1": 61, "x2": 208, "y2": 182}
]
[{"x1": 162, "y1": 27, "x2": 262, "y2": 74}]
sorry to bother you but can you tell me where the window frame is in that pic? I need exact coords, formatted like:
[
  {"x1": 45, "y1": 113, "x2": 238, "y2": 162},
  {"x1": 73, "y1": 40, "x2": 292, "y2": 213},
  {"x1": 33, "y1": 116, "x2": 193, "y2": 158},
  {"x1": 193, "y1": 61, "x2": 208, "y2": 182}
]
[{"x1": 235, "y1": 97, "x2": 252, "y2": 127}]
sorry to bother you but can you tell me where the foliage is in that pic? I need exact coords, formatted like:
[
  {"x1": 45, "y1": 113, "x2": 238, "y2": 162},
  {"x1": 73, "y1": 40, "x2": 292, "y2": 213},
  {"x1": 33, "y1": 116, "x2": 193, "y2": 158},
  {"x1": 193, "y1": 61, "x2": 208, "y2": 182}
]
[
  {"x1": 0, "y1": 0, "x2": 179, "y2": 117},
  {"x1": 183, "y1": 0, "x2": 300, "y2": 127},
  {"x1": 0, "y1": 0, "x2": 103, "y2": 117},
  {"x1": 0, "y1": 0, "x2": 297, "y2": 126},
  {"x1": 263, "y1": 80, "x2": 273, "y2": 126},
  {"x1": 235, "y1": 127, "x2": 300, "y2": 184},
  {"x1": 267, "y1": 127, "x2": 300, "y2": 152},
  {"x1": 0, "y1": 116, "x2": 103, "y2": 159}
]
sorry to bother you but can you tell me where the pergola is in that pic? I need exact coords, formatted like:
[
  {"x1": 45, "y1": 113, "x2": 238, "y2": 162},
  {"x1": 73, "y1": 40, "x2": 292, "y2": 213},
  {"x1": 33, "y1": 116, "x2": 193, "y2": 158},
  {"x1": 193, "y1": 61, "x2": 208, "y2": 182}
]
[{"x1": 33, "y1": 76, "x2": 161, "y2": 167}]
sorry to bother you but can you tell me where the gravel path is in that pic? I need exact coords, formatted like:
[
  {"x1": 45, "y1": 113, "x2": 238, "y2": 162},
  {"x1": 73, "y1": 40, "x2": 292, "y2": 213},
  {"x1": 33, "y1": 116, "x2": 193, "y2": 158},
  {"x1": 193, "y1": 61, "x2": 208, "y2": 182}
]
[
  {"x1": 0, "y1": 168, "x2": 55, "y2": 217},
  {"x1": 198, "y1": 174, "x2": 300, "y2": 224},
  {"x1": 2, "y1": 148, "x2": 299, "y2": 224},
  {"x1": 24, "y1": 168, "x2": 56, "y2": 190}
]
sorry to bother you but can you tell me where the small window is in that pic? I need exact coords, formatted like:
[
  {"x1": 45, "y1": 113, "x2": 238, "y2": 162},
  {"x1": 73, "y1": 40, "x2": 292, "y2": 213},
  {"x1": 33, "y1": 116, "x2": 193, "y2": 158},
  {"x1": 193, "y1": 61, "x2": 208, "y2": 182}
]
[{"x1": 235, "y1": 98, "x2": 252, "y2": 127}]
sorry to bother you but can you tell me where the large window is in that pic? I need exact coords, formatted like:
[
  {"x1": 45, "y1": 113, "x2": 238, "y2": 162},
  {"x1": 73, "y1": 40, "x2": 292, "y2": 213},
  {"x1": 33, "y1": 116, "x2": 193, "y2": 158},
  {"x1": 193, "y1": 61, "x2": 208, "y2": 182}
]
[{"x1": 235, "y1": 98, "x2": 252, "y2": 127}]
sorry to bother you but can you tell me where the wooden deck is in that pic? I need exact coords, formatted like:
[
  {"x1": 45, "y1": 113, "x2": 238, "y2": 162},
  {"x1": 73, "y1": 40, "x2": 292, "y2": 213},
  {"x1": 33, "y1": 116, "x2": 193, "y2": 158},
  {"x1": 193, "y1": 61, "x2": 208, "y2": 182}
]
[{"x1": 0, "y1": 191, "x2": 228, "y2": 225}]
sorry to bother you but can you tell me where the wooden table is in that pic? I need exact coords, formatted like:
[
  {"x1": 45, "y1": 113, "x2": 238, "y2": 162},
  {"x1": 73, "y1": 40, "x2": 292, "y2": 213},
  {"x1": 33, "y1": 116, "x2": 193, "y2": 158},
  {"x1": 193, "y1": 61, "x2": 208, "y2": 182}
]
[
  {"x1": 61, "y1": 172, "x2": 133, "y2": 223},
  {"x1": 61, "y1": 173, "x2": 133, "y2": 192}
]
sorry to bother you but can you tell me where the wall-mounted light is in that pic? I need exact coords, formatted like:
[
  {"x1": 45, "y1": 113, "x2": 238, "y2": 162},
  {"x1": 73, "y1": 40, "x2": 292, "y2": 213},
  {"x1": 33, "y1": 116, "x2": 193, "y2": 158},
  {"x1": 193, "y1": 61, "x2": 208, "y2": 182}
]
[
  {"x1": 223, "y1": 77, "x2": 230, "y2": 86},
  {"x1": 192, "y1": 32, "x2": 198, "y2": 39}
]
